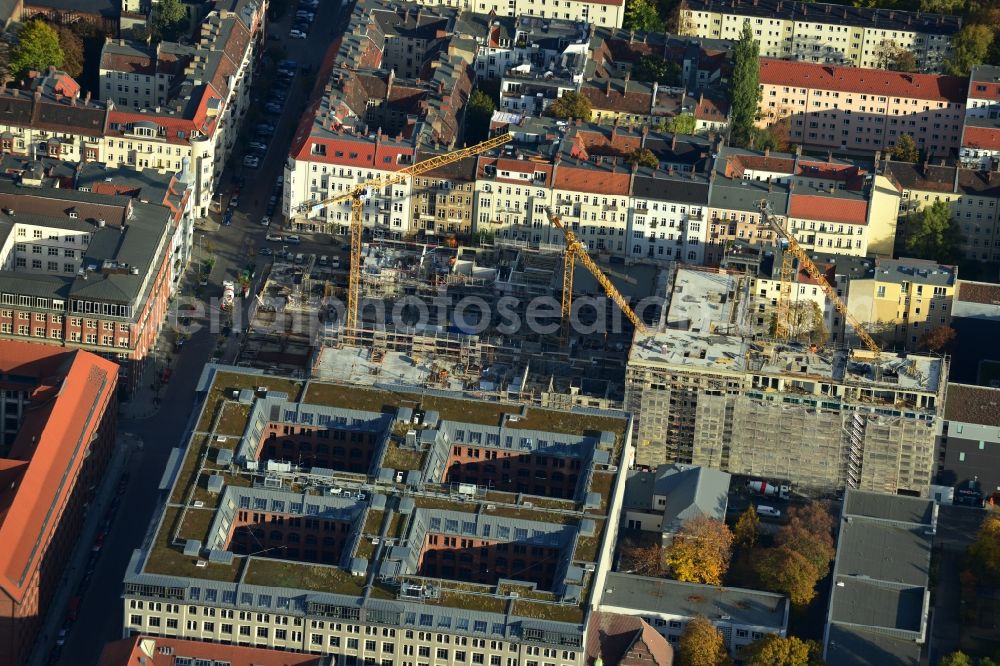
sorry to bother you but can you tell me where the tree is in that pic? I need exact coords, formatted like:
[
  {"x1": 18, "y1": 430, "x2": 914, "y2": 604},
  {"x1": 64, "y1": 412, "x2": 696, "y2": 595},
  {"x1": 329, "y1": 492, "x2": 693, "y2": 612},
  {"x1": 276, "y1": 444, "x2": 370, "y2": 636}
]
[
  {"x1": 890, "y1": 133, "x2": 920, "y2": 162},
  {"x1": 733, "y1": 506, "x2": 761, "y2": 552},
  {"x1": 919, "y1": 0, "x2": 966, "y2": 12},
  {"x1": 890, "y1": 48, "x2": 918, "y2": 72},
  {"x1": 153, "y1": 0, "x2": 189, "y2": 42},
  {"x1": 619, "y1": 539, "x2": 665, "y2": 576},
  {"x1": 752, "y1": 121, "x2": 790, "y2": 153},
  {"x1": 787, "y1": 502, "x2": 834, "y2": 539},
  {"x1": 775, "y1": 522, "x2": 835, "y2": 575},
  {"x1": 53, "y1": 24, "x2": 84, "y2": 79},
  {"x1": 677, "y1": 616, "x2": 732, "y2": 666},
  {"x1": 905, "y1": 200, "x2": 959, "y2": 261},
  {"x1": 9, "y1": 20, "x2": 63, "y2": 79},
  {"x1": 547, "y1": 91, "x2": 591, "y2": 121},
  {"x1": 664, "y1": 516, "x2": 734, "y2": 585},
  {"x1": 754, "y1": 546, "x2": 821, "y2": 607},
  {"x1": 945, "y1": 24, "x2": 994, "y2": 76},
  {"x1": 938, "y1": 653, "x2": 974, "y2": 666},
  {"x1": 632, "y1": 54, "x2": 681, "y2": 85},
  {"x1": 465, "y1": 89, "x2": 495, "y2": 145},
  {"x1": 969, "y1": 514, "x2": 1000, "y2": 580},
  {"x1": 739, "y1": 635, "x2": 824, "y2": 666},
  {"x1": 663, "y1": 112, "x2": 696, "y2": 136},
  {"x1": 626, "y1": 148, "x2": 659, "y2": 168},
  {"x1": 728, "y1": 20, "x2": 761, "y2": 148},
  {"x1": 918, "y1": 325, "x2": 957, "y2": 352},
  {"x1": 624, "y1": 0, "x2": 663, "y2": 32}
]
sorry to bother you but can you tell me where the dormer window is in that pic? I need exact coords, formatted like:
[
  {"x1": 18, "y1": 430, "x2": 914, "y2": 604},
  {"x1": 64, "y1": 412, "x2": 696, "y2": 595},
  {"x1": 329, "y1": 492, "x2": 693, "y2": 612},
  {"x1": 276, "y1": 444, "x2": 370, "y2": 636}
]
[{"x1": 68, "y1": 211, "x2": 78, "y2": 219}]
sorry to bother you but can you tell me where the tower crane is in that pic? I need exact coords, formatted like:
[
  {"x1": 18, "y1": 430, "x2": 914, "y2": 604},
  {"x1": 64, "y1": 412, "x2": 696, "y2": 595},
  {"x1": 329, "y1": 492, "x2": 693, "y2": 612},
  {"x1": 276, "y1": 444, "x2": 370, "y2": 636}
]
[
  {"x1": 757, "y1": 199, "x2": 882, "y2": 357},
  {"x1": 546, "y1": 208, "x2": 647, "y2": 344},
  {"x1": 295, "y1": 133, "x2": 512, "y2": 332}
]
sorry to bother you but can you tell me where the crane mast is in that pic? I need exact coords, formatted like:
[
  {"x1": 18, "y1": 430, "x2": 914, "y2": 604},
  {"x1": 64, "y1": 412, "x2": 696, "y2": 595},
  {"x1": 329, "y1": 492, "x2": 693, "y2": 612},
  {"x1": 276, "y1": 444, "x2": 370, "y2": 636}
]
[
  {"x1": 757, "y1": 200, "x2": 882, "y2": 356},
  {"x1": 295, "y1": 133, "x2": 513, "y2": 332},
  {"x1": 546, "y1": 209, "x2": 647, "y2": 343}
]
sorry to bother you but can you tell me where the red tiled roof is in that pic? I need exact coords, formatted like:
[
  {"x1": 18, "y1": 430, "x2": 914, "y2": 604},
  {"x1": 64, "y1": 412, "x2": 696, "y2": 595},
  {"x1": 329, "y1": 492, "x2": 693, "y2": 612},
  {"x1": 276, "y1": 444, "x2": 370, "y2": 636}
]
[
  {"x1": 99, "y1": 635, "x2": 325, "y2": 666},
  {"x1": 0, "y1": 343, "x2": 117, "y2": 603},
  {"x1": 759, "y1": 58, "x2": 967, "y2": 103},
  {"x1": 969, "y1": 79, "x2": 1000, "y2": 103},
  {"x1": 554, "y1": 163, "x2": 630, "y2": 195},
  {"x1": 586, "y1": 611, "x2": 673, "y2": 666},
  {"x1": 957, "y1": 280, "x2": 1000, "y2": 305},
  {"x1": 788, "y1": 193, "x2": 868, "y2": 224},
  {"x1": 963, "y1": 125, "x2": 1000, "y2": 151}
]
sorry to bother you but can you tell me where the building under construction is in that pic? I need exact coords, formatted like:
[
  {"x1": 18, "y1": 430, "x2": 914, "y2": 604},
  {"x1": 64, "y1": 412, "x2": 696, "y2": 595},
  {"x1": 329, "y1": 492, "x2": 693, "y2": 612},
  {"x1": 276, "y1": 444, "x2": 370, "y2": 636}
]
[
  {"x1": 307, "y1": 239, "x2": 661, "y2": 409},
  {"x1": 625, "y1": 268, "x2": 949, "y2": 497}
]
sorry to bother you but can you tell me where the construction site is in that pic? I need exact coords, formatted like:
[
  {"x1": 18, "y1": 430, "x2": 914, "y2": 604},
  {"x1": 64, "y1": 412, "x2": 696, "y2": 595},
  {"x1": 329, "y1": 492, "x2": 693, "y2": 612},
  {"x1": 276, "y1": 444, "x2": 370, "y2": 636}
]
[
  {"x1": 625, "y1": 266, "x2": 949, "y2": 497},
  {"x1": 306, "y1": 239, "x2": 664, "y2": 408}
]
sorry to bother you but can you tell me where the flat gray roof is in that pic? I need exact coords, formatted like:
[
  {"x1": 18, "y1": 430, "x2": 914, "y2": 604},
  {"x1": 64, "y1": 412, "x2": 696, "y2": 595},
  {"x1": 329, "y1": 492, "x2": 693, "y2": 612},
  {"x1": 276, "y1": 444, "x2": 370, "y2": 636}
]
[{"x1": 601, "y1": 572, "x2": 787, "y2": 630}]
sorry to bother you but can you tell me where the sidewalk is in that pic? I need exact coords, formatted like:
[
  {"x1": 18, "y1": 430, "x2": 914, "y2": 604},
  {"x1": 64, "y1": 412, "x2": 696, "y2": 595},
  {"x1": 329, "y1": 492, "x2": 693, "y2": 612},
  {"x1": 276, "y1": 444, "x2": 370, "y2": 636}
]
[{"x1": 28, "y1": 433, "x2": 138, "y2": 666}]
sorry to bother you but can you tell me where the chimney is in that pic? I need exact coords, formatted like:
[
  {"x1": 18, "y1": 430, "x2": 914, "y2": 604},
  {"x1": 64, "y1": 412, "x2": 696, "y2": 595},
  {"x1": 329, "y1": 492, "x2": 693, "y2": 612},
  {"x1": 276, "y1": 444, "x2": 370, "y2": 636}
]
[
  {"x1": 874, "y1": 150, "x2": 881, "y2": 170},
  {"x1": 671, "y1": 134, "x2": 677, "y2": 150},
  {"x1": 71, "y1": 95, "x2": 76, "y2": 106},
  {"x1": 764, "y1": 147, "x2": 770, "y2": 157},
  {"x1": 827, "y1": 150, "x2": 833, "y2": 163},
  {"x1": 606, "y1": 79, "x2": 612, "y2": 96}
]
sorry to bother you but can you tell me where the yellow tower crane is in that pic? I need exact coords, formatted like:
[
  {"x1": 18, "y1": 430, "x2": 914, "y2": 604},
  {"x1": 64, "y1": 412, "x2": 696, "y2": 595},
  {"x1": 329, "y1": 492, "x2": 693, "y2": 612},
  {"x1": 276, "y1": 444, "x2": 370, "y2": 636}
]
[
  {"x1": 546, "y1": 208, "x2": 647, "y2": 344},
  {"x1": 757, "y1": 199, "x2": 882, "y2": 356},
  {"x1": 297, "y1": 133, "x2": 512, "y2": 332}
]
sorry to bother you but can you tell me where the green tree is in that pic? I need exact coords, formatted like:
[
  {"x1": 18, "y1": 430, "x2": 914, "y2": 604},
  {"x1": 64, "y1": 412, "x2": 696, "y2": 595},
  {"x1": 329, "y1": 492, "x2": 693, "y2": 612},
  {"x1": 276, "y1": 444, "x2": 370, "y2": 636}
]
[
  {"x1": 632, "y1": 54, "x2": 681, "y2": 85},
  {"x1": 938, "y1": 653, "x2": 974, "y2": 666},
  {"x1": 890, "y1": 133, "x2": 920, "y2": 162},
  {"x1": 678, "y1": 616, "x2": 733, "y2": 666},
  {"x1": 663, "y1": 112, "x2": 696, "y2": 136},
  {"x1": 9, "y1": 20, "x2": 63, "y2": 79},
  {"x1": 153, "y1": 0, "x2": 189, "y2": 42},
  {"x1": 945, "y1": 24, "x2": 994, "y2": 76},
  {"x1": 733, "y1": 505, "x2": 760, "y2": 552},
  {"x1": 887, "y1": 46, "x2": 918, "y2": 72},
  {"x1": 728, "y1": 20, "x2": 761, "y2": 147},
  {"x1": 626, "y1": 148, "x2": 659, "y2": 168},
  {"x1": 664, "y1": 516, "x2": 734, "y2": 585},
  {"x1": 905, "y1": 200, "x2": 959, "y2": 261},
  {"x1": 52, "y1": 24, "x2": 83, "y2": 79},
  {"x1": 754, "y1": 546, "x2": 821, "y2": 607},
  {"x1": 547, "y1": 91, "x2": 591, "y2": 121},
  {"x1": 919, "y1": 0, "x2": 967, "y2": 14},
  {"x1": 465, "y1": 89, "x2": 495, "y2": 145},
  {"x1": 739, "y1": 635, "x2": 824, "y2": 666},
  {"x1": 624, "y1": 0, "x2": 663, "y2": 32}
]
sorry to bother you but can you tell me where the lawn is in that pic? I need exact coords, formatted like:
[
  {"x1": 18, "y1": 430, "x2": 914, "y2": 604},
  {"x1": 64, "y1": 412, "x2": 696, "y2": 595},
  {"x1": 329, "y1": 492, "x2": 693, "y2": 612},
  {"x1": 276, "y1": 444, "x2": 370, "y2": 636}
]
[
  {"x1": 574, "y1": 519, "x2": 605, "y2": 562},
  {"x1": 303, "y1": 383, "x2": 398, "y2": 412},
  {"x1": 511, "y1": 600, "x2": 585, "y2": 624},
  {"x1": 216, "y1": 402, "x2": 251, "y2": 436},
  {"x1": 383, "y1": 443, "x2": 426, "y2": 471},
  {"x1": 178, "y1": 507, "x2": 218, "y2": 545},
  {"x1": 197, "y1": 371, "x2": 302, "y2": 432},
  {"x1": 144, "y1": 507, "x2": 244, "y2": 583},
  {"x1": 243, "y1": 558, "x2": 366, "y2": 596}
]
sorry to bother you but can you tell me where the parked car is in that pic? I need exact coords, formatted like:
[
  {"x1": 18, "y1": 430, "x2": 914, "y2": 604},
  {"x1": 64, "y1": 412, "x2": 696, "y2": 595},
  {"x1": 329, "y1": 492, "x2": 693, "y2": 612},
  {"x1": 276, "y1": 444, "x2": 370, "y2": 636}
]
[
  {"x1": 261, "y1": 216, "x2": 270, "y2": 226},
  {"x1": 265, "y1": 233, "x2": 283, "y2": 242},
  {"x1": 294, "y1": 253, "x2": 305, "y2": 264},
  {"x1": 331, "y1": 256, "x2": 341, "y2": 269},
  {"x1": 318, "y1": 255, "x2": 329, "y2": 266},
  {"x1": 259, "y1": 247, "x2": 273, "y2": 256},
  {"x1": 756, "y1": 505, "x2": 782, "y2": 518},
  {"x1": 256, "y1": 122, "x2": 276, "y2": 133},
  {"x1": 285, "y1": 234, "x2": 301, "y2": 244},
  {"x1": 265, "y1": 102, "x2": 282, "y2": 114},
  {"x1": 242, "y1": 155, "x2": 260, "y2": 168},
  {"x1": 248, "y1": 141, "x2": 267, "y2": 152},
  {"x1": 56, "y1": 628, "x2": 68, "y2": 647},
  {"x1": 289, "y1": 29, "x2": 307, "y2": 39}
]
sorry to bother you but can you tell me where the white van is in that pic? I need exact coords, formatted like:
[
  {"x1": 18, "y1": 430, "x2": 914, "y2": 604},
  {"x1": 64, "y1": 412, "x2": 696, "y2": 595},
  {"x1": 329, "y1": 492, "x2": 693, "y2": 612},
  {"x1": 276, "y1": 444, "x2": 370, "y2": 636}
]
[{"x1": 757, "y1": 505, "x2": 782, "y2": 518}]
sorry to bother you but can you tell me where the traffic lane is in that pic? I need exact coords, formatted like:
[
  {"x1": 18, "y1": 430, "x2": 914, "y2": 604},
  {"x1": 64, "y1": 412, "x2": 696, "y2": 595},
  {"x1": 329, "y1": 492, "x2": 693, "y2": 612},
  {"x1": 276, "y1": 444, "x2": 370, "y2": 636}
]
[{"x1": 56, "y1": 328, "x2": 218, "y2": 666}]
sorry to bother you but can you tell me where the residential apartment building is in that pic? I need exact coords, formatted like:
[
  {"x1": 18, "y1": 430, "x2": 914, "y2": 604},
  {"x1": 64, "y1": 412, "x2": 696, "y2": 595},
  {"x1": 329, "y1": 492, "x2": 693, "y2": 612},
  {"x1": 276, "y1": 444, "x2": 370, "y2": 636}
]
[
  {"x1": 704, "y1": 147, "x2": 901, "y2": 265},
  {"x1": 99, "y1": 0, "x2": 266, "y2": 216},
  {"x1": 285, "y1": 1, "x2": 473, "y2": 235},
  {"x1": 122, "y1": 367, "x2": 632, "y2": 662},
  {"x1": 845, "y1": 256, "x2": 956, "y2": 350},
  {"x1": 600, "y1": 574, "x2": 788, "y2": 657},
  {"x1": 628, "y1": 169, "x2": 710, "y2": 263},
  {"x1": 422, "y1": 0, "x2": 624, "y2": 28},
  {"x1": 960, "y1": 65, "x2": 1000, "y2": 169},
  {"x1": 410, "y1": 158, "x2": 478, "y2": 239},
  {"x1": 625, "y1": 293, "x2": 948, "y2": 493},
  {"x1": 0, "y1": 181, "x2": 183, "y2": 392},
  {"x1": 680, "y1": 0, "x2": 959, "y2": 72},
  {"x1": 0, "y1": 343, "x2": 118, "y2": 666},
  {"x1": 947, "y1": 280, "x2": 1000, "y2": 387},
  {"x1": 474, "y1": 150, "x2": 557, "y2": 246},
  {"x1": 934, "y1": 383, "x2": 1000, "y2": 502},
  {"x1": 757, "y1": 59, "x2": 966, "y2": 159},
  {"x1": 884, "y1": 159, "x2": 1000, "y2": 263},
  {"x1": 823, "y1": 490, "x2": 935, "y2": 666}
]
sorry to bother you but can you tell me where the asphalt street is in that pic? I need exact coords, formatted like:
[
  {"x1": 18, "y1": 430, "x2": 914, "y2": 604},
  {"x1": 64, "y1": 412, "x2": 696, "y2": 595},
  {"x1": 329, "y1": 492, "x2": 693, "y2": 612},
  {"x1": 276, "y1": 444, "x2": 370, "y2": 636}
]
[{"x1": 46, "y1": 3, "x2": 345, "y2": 664}]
